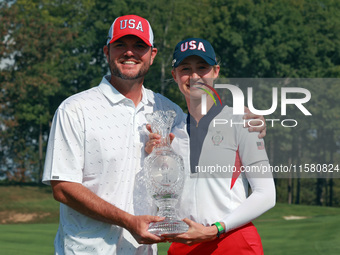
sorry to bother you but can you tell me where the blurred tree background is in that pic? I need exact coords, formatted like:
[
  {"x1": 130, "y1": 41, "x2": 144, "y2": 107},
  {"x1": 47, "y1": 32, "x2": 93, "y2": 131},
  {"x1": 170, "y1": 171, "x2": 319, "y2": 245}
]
[{"x1": 1, "y1": 0, "x2": 340, "y2": 207}]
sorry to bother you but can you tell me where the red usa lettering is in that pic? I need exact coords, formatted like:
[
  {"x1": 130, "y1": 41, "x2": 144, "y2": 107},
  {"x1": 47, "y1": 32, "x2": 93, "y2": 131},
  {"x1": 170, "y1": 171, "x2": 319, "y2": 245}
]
[
  {"x1": 181, "y1": 40, "x2": 206, "y2": 52},
  {"x1": 120, "y1": 19, "x2": 144, "y2": 32}
]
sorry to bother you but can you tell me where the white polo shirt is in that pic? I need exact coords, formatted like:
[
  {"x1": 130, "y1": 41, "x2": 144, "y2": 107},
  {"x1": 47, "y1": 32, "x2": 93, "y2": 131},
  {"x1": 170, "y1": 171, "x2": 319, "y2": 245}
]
[
  {"x1": 171, "y1": 105, "x2": 275, "y2": 232},
  {"x1": 43, "y1": 75, "x2": 185, "y2": 255}
]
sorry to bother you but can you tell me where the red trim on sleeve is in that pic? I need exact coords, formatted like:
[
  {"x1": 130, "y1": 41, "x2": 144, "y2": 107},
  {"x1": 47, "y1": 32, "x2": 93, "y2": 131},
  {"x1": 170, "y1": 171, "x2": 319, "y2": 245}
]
[{"x1": 231, "y1": 147, "x2": 242, "y2": 189}]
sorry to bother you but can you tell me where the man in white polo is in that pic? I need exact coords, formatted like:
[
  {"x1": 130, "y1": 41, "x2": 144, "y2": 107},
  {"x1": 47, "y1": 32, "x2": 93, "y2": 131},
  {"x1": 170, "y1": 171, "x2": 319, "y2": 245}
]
[{"x1": 42, "y1": 14, "x2": 185, "y2": 255}]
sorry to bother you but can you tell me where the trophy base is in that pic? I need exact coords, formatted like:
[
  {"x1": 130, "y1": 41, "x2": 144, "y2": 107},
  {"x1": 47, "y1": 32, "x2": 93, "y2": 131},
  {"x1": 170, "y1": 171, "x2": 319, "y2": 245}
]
[{"x1": 148, "y1": 218, "x2": 189, "y2": 236}]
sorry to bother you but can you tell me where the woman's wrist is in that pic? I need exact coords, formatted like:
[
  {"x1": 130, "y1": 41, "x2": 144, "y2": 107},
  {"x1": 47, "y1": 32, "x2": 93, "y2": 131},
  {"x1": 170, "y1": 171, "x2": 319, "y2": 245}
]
[
  {"x1": 207, "y1": 225, "x2": 219, "y2": 239},
  {"x1": 211, "y1": 222, "x2": 225, "y2": 238}
]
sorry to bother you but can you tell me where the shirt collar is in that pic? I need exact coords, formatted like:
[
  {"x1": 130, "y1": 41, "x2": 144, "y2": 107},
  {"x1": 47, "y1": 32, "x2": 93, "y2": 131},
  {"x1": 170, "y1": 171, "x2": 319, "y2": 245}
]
[{"x1": 98, "y1": 75, "x2": 154, "y2": 106}]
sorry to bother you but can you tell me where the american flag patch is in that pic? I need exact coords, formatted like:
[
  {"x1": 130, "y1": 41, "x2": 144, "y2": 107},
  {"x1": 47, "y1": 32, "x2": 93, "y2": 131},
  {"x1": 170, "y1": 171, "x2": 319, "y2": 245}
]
[{"x1": 257, "y1": 141, "x2": 265, "y2": 150}]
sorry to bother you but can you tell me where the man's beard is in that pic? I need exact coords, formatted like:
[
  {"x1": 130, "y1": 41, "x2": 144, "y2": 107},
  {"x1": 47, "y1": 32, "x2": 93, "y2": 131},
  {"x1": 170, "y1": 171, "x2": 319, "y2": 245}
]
[{"x1": 109, "y1": 58, "x2": 150, "y2": 80}]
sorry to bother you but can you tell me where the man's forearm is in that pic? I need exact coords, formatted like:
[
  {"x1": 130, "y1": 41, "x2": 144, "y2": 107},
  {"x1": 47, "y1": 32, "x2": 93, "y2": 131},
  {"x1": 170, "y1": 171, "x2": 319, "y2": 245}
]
[
  {"x1": 51, "y1": 180, "x2": 165, "y2": 244},
  {"x1": 51, "y1": 181, "x2": 133, "y2": 230}
]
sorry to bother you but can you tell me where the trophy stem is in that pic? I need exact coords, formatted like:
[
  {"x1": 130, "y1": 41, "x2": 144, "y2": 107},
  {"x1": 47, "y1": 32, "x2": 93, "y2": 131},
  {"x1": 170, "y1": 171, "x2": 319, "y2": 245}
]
[
  {"x1": 157, "y1": 200, "x2": 177, "y2": 218},
  {"x1": 148, "y1": 199, "x2": 189, "y2": 236}
]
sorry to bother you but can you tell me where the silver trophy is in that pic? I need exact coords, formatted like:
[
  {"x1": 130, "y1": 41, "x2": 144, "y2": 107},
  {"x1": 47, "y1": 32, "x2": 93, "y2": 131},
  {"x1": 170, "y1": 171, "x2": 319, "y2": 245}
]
[{"x1": 144, "y1": 110, "x2": 189, "y2": 236}]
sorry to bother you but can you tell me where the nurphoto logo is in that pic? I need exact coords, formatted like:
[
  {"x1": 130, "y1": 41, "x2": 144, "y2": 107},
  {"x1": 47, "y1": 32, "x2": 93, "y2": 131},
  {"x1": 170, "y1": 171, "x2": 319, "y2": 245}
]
[{"x1": 195, "y1": 78, "x2": 313, "y2": 128}]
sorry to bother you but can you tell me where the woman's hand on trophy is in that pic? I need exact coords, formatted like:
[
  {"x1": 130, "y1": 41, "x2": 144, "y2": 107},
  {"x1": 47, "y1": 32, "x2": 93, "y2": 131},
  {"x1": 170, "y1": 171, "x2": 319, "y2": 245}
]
[
  {"x1": 162, "y1": 218, "x2": 217, "y2": 245},
  {"x1": 145, "y1": 124, "x2": 175, "y2": 154},
  {"x1": 126, "y1": 215, "x2": 166, "y2": 244}
]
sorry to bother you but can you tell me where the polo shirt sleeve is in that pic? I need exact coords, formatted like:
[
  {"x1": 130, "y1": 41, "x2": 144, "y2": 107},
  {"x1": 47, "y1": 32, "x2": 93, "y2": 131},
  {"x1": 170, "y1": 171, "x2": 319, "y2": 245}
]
[{"x1": 42, "y1": 104, "x2": 85, "y2": 185}]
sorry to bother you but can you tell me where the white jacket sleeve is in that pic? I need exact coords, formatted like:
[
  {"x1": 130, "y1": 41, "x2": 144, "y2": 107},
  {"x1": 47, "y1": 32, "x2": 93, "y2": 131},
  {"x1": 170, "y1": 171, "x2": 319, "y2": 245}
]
[{"x1": 221, "y1": 160, "x2": 276, "y2": 232}]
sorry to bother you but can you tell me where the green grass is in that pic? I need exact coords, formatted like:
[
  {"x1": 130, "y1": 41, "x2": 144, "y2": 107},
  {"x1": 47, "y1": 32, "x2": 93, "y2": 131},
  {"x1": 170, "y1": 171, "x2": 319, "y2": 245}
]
[
  {"x1": 255, "y1": 203, "x2": 340, "y2": 255},
  {"x1": 0, "y1": 185, "x2": 59, "y2": 224},
  {"x1": 158, "y1": 242, "x2": 171, "y2": 254},
  {"x1": 0, "y1": 223, "x2": 58, "y2": 255},
  {"x1": 1, "y1": 186, "x2": 340, "y2": 254},
  {"x1": 257, "y1": 216, "x2": 340, "y2": 254}
]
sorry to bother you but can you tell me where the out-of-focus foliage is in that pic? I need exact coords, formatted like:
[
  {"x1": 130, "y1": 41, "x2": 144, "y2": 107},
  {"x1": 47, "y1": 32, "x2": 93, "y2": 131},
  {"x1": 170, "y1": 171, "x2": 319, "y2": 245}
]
[{"x1": 1, "y1": 0, "x2": 339, "y2": 206}]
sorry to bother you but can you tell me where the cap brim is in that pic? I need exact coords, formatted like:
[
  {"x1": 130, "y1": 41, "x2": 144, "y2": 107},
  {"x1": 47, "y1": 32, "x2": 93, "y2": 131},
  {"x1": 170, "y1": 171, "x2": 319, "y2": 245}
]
[
  {"x1": 108, "y1": 33, "x2": 152, "y2": 46},
  {"x1": 174, "y1": 51, "x2": 216, "y2": 67}
]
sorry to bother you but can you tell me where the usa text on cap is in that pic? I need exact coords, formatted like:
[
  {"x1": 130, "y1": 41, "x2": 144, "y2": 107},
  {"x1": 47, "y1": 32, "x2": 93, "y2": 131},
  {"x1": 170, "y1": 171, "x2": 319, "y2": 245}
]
[{"x1": 107, "y1": 14, "x2": 154, "y2": 46}]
